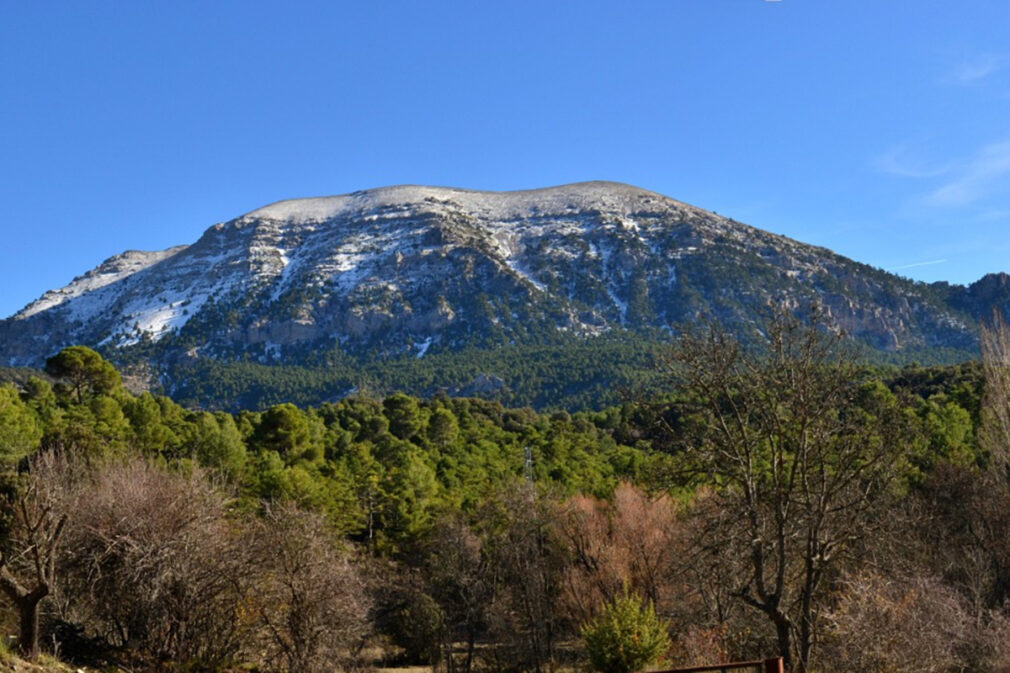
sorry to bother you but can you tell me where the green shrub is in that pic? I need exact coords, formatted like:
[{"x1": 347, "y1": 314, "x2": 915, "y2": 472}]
[
  {"x1": 382, "y1": 588, "x2": 444, "y2": 664},
  {"x1": 581, "y1": 592, "x2": 671, "y2": 673}
]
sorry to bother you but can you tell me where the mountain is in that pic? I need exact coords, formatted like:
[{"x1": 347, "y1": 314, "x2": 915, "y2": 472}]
[{"x1": 2, "y1": 181, "x2": 1007, "y2": 409}]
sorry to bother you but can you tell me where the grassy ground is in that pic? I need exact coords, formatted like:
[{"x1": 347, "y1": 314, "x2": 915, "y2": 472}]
[{"x1": 0, "y1": 653, "x2": 94, "y2": 672}]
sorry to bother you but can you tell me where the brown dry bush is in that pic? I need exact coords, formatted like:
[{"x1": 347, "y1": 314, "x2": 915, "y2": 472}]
[
  {"x1": 245, "y1": 503, "x2": 371, "y2": 673},
  {"x1": 558, "y1": 483, "x2": 679, "y2": 626},
  {"x1": 818, "y1": 570, "x2": 1010, "y2": 673},
  {"x1": 57, "y1": 458, "x2": 250, "y2": 667},
  {"x1": 557, "y1": 483, "x2": 773, "y2": 668}
]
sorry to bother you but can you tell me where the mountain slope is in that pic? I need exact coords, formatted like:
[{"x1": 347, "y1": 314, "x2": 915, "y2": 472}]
[{"x1": 2, "y1": 181, "x2": 1006, "y2": 408}]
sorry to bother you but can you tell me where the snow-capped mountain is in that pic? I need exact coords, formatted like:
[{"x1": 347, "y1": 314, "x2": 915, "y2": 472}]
[{"x1": 2, "y1": 182, "x2": 1007, "y2": 376}]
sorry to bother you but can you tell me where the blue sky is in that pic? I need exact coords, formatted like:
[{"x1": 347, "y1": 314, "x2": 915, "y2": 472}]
[{"x1": 2, "y1": 1, "x2": 1010, "y2": 318}]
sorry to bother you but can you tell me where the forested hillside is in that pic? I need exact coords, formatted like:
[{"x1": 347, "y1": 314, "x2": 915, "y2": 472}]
[
  {"x1": 0, "y1": 315, "x2": 1006, "y2": 673},
  {"x1": 161, "y1": 332, "x2": 669, "y2": 411}
]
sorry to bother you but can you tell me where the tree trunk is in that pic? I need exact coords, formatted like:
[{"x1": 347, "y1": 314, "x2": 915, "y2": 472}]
[
  {"x1": 798, "y1": 589, "x2": 813, "y2": 673},
  {"x1": 774, "y1": 614, "x2": 792, "y2": 673},
  {"x1": 17, "y1": 593, "x2": 44, "y2": 660},
  {"x1": 464, "y1": 630, "x2": 475, "y2": 673},
  {"x1": 0, "y1": 571, "x2": 48, "y2": 661},
  {"x1": 444, "y1": 629, "x2": 456, "y2": 673}
]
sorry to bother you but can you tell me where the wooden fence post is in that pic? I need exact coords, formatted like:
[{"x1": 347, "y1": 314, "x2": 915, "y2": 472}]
[{"x1": 762, "y1": 658, "x2": 783, "y2": 673}]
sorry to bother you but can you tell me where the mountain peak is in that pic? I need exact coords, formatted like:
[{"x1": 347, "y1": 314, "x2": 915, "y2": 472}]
[
  {"x1": 241, "y1": 181, "x2": 704, "y2": 225},
  {"x1": 0, "y1": 182, "x2": 998, "y2": 379}
]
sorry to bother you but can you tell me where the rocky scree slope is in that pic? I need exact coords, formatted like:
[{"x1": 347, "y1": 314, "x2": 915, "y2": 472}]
[{"x1": 2, "y1": 182, "x2": 1007, "y2": 376}]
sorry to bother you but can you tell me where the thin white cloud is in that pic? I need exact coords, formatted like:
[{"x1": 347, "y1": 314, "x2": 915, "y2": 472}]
[
  {"x1": 874, "y1": 146, "x2": 951, "y2": 178},
  {"x1": 924, "y1": 141, "x2": 1010, "y2": 207},
  {"x1": 945, "y1": 55, "x2": 1004, "y2": 85},
  {"x1": 890, "y1": 259, "x2": 948, "y2": 271}
]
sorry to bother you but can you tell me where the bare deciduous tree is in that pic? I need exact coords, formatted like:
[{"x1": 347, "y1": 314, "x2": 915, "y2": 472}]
[
  {"x1": 559, "y1": 483, "x2": 678, "y2": 626},
  {"x1": 422, "y1": 514, "x2": 492, "y2": 673},
  {"x1": 663, "y1": 310, "x2": 909, "y2": 672},
  {"x1": 981, "y1": 312, "x2": 1010, "y2": 473},
  {"x1": 0, "y1": 453, "x2": 69, "y2": 659}
]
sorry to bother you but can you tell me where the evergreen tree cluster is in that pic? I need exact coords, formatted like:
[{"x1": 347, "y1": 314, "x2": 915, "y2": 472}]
[{"x1": 2, "y1": 347, "x2": 672, "y2": 553}]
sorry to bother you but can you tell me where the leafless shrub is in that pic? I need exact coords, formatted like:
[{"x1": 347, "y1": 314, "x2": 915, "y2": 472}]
[
  {"x1": 670, "y1": 487, "x2": 777, "y2": 663},
  {"x1": 58, "y1": 458, "x2": 249, "y2": 667},
  {"x1": 669, "y1": 625, "x2": 732, "y2": 669},
  {"x1": 820, "y1": 571, "x2": 975, "y2": 673},
  {"x1": 245, "y1": 503, "x2": 371, "y2": 673}
]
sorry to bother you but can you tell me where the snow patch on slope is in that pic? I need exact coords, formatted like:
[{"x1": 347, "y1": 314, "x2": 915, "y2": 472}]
[
  {"x1": 414, "y1": 337, "x2": 433, "y2": 358},
  {"x1": 17, "y1": 247, "x2": 186, "y2": 319}
]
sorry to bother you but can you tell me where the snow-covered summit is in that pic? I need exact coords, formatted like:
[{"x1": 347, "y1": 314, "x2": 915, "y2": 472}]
[
  {"x1": 0, "y1": 181, "x2": 987, "y2": 370},
  {"x1": 243, "y1": 181, "x2": 703, "y2": 224}
]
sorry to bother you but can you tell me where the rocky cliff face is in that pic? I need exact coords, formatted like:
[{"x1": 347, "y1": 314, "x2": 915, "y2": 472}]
[
  {"x1": 0, "y1": 182, "x2": 998, "y2": 370},
  {"x1": 948, "y1": 272, "x2": 1010, "y2": 322}
]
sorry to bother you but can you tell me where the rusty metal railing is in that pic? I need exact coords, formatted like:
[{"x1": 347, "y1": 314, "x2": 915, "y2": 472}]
[{"x1": 648, "y1": 657, "x2": 784, "y2": 673}]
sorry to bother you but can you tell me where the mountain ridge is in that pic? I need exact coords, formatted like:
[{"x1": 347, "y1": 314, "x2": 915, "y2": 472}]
[{"x1": 2, "y1": 181, "x2": 1008, "y2": 408}]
